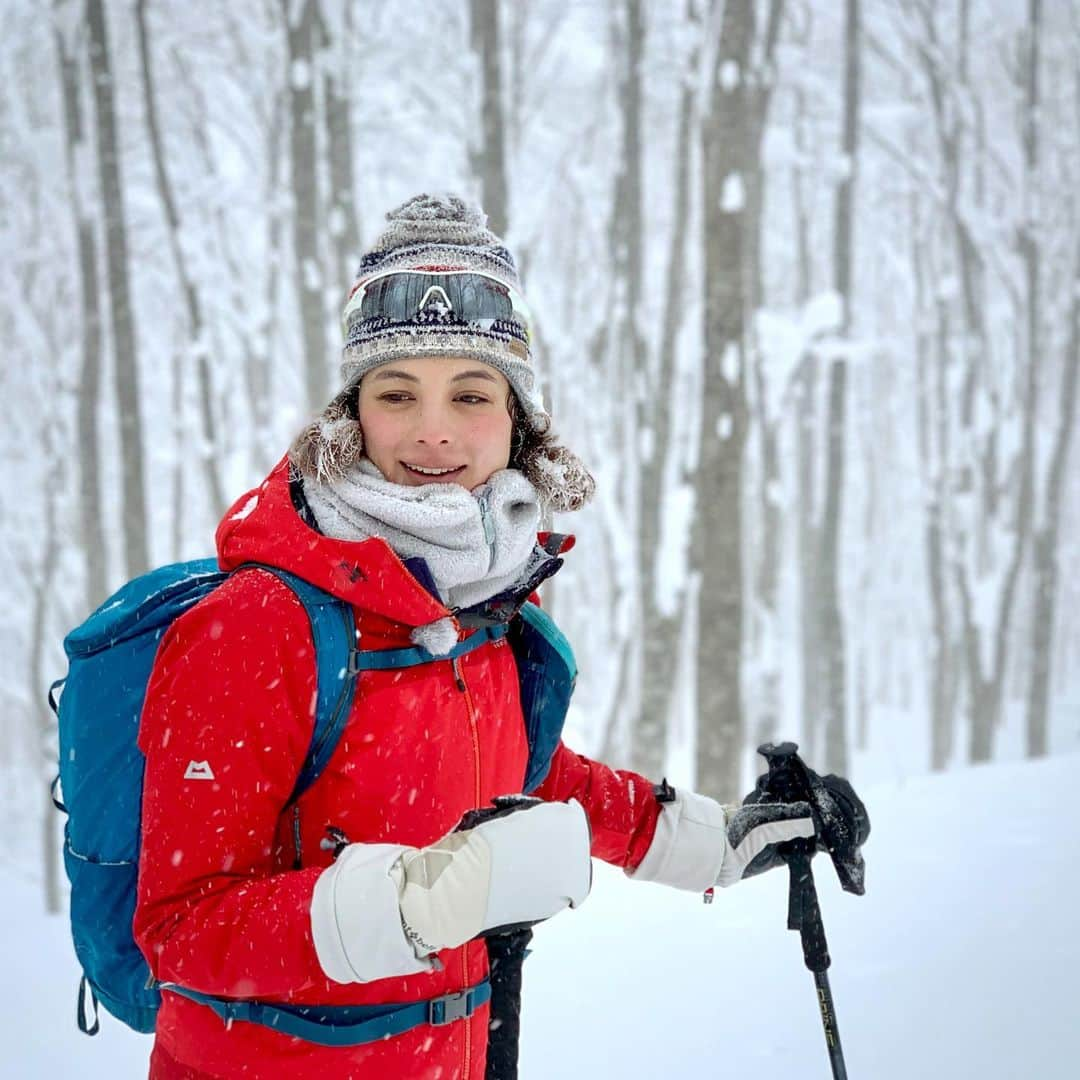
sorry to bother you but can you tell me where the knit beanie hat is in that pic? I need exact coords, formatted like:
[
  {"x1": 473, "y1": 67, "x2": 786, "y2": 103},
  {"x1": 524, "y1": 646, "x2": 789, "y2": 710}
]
[
  {"x1": 289, "y1": 193, "x2": 595, "y2": 513},
  {"x1": 340, "y1": 194, "x2": 549, "y2": 434}
]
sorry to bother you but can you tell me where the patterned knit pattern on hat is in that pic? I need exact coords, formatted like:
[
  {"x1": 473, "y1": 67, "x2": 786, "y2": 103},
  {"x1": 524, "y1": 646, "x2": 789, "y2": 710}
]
[{"x1": 341, "y1": 193, "x2": 550, "y2": 433}]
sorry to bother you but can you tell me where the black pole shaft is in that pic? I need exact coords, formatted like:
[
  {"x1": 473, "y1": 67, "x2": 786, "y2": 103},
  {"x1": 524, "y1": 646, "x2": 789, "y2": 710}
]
[
  {"x1": 812, "y1": 968, "x2": 848, "y2": 1080},
  {"x1": 786, "y1": 851, "x2": 851, "y2": 1079}
]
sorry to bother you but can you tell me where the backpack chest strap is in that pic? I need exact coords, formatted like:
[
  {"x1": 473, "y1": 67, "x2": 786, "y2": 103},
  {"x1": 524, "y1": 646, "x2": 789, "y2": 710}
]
[{"x1": 352, "y1": 623, "x2": 508, "y2": 671}]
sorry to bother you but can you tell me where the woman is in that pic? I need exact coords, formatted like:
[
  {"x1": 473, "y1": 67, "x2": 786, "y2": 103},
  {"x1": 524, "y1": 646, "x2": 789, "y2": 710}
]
[{"x1": 133, "y1": 194, "x2": 816, "y2": 1079}]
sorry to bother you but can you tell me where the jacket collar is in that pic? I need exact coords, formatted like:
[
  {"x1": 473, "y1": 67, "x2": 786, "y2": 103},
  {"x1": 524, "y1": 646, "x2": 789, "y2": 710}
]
[{"x1": 216, "y1": 456, "x2": 452, "y2": 630}]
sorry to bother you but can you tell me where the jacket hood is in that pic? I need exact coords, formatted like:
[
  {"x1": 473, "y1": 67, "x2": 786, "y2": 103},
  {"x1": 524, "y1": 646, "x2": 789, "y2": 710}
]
[{"x1": 215, "y1": 455, "x2": 451, "y2": 630}]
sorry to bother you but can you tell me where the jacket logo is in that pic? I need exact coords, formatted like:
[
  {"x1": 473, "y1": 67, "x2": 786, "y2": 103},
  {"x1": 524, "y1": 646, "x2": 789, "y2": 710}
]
[
  {"x1": 338, "y1": 560, "x2": 366, "y2": 583},
  {"x1": 183, "y1": 760, "x2": 215, "y2": 781}
]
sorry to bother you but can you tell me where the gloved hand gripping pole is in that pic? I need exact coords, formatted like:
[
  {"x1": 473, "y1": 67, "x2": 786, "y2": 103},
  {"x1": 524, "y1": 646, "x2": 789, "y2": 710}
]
[{"x1": 745, "y1": 742, "x2": 870, "y2": 1080}]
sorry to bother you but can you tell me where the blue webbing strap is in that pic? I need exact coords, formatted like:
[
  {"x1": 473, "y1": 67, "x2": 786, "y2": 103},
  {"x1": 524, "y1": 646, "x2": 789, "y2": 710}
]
[
  {"x1": 354, "y1": 623, "x2": 508, "y2": 671},
  {"x1": 236, "y1": 564, "x2": 358, "y2": 805},
  {"x1": 160, "y1": 981, "x2": 492, "y2": 1048}
]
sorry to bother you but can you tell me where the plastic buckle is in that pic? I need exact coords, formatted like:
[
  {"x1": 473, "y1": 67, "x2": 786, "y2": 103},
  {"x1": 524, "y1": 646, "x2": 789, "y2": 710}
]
[{"x1": 429, "y1": 990, "x2": 472, "y2": 1026}]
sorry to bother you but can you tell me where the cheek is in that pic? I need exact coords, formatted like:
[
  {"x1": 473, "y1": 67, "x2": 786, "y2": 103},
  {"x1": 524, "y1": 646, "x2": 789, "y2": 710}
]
[
  {"x1": 468, "y1": 411, "x2": 513, "y2": 463},
  {"x1": 356, "y1": 407, "x2": 400, "y2": 456}
]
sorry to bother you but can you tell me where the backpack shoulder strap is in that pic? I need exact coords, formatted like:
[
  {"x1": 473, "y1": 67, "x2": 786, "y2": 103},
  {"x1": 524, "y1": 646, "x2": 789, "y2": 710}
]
[
  {"x1": 236, "y1": 565, "x2": 357, "y2": 804},
  {"x1": 510, "y1": 602, "x2": 578, "y2": 793}
]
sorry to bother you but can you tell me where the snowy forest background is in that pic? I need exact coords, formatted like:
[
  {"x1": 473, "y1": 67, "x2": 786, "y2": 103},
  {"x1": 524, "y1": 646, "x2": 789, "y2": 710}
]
[{"x1": 1, "y1": 0, "x2": 1078, "y2": 918}]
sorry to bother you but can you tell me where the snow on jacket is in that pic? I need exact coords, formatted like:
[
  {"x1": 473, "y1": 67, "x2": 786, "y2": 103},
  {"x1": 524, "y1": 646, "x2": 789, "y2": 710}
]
[{"x1": 133, "y1": 455, "x2": 662, "y2": 1080}]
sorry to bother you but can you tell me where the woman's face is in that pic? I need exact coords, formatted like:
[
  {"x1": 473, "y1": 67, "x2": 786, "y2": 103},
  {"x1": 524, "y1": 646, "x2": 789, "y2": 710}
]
[{"x1": 357, "y1": 355, "x2": 514, "y2": 490}]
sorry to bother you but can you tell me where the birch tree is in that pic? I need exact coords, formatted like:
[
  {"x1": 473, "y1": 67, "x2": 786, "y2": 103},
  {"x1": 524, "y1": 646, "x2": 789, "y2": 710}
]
[
  {"x1": 696, "y1": 0, "x2": 755, "y2": 800},
  {"x1": 1026, "y1": 32, "x2": 1079, "y2": 757},
  {"x1": 135, "y1": 0, "x2": 226, "y2": 517},
  {"x1": 53, "y1": 12, "x2": 106, "y2": 615},
  {"x1": 635, "y1": 0, "x2": 701, "y2": 780},
  {"x1": 469, "y1": 0, "x2": 509, "y2": 238},
  {"x1": 86, "y1": 0, "x2": 149, "y2": 579},
  {"x1": 283, "y1": 0, "x2": 328, "y2": 412},
  {"x1": 817, "y1": 0, "x2": 861, "y2": 777},
  {"x1": 590, "y1": 0, "x2": 647, "y2": 767},
  {"x1": 318, "y1": 3, "x2": 362, "y2": 291}
]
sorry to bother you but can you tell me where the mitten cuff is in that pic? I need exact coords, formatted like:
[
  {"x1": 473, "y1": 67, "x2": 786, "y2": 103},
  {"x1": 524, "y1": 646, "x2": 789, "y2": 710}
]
[
  {"x1": 625, "y1": 788, "x2": 728, "y2": 892},
  {"x1": 310, "y1": 843, "x2": 434, "y2": 983}
]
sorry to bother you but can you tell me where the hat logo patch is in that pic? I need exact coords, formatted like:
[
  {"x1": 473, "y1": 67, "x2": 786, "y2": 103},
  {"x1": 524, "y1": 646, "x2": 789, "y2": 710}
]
[{"x1": 183, "y1": 760, "x2": 215, "y2": 781}]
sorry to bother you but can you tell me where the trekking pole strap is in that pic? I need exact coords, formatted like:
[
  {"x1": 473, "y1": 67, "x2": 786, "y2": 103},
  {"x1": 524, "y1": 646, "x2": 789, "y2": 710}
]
[
  {"x1": 787, "y1": 849, "x2": 831, "y2": 973},
  {"x1": 159, "y1": 980, "x2": 491, "y2": 1047}
]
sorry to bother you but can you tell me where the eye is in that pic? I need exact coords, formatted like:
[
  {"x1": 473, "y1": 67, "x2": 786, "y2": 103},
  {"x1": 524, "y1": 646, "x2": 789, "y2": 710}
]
[
  {"x1": 377, "y1": 391, "x2": 414, "y2": 403},
  {"x1": 456, "y1": 393, "x2": 491, "y2": 405}
]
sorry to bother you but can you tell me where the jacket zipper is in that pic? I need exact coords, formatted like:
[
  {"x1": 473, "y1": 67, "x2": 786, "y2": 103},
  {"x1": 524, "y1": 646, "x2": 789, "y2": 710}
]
[
  {"x1": 292, "y1": 805, "x2": 303, "y2": 870},
  {"x1": 476, "y1": 489, "x2": 496, "y2": 573},
  {"x1": 451, "y1": 653, "x2": 479, "y2": 1078},
  {"x1": 452, "y1": 656, "x2": 482, "y2": 809}
]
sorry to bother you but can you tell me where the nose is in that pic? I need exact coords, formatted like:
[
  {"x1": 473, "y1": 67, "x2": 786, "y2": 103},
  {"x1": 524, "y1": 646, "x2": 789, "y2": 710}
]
[{"x1": 411, "y1": 402, "x2": 454, "y2": 445}]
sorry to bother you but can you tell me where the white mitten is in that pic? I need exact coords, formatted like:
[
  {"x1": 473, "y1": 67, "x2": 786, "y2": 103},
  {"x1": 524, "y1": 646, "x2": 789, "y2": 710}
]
[
  {"x1": 627, "y1": 787, "x2": 815, "y2": 892},
  {"x1": 310, "y1": 798, "x2": 591, "y2": 984},
  {"x1": 394, "y1": 797, "x2": 592, "y2": 958}
]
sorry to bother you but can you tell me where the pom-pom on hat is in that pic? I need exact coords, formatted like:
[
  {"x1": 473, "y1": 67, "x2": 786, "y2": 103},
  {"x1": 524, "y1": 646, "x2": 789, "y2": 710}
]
[{"x1": 340, "y1": 194, "x2": 550, "y2": 433}]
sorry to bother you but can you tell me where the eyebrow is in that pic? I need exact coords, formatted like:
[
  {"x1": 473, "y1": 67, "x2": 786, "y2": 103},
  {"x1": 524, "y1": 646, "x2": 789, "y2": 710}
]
[{"x1": 371, "y1": 368, "x2": 498, "y2": 384}]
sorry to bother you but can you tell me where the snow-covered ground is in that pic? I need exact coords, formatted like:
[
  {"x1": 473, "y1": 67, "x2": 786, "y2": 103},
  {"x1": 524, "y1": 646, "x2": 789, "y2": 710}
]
[{"x1": 8, "y1": 753, "x2": 1079, "y2": 1078}]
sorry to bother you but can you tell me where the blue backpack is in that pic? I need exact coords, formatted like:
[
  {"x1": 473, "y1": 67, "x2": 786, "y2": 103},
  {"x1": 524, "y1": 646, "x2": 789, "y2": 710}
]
[{"x1": 51, "y1": 558, "x2": 575, "y2": 1042}]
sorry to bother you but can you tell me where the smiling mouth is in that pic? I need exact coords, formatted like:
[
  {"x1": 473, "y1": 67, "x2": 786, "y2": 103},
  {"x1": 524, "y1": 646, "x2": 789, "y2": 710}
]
[{"x1": 402, "y1": 463, "x2": 467, "y2": 478}]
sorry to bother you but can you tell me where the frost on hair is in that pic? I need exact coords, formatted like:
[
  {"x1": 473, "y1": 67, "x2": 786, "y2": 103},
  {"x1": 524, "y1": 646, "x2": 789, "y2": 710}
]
[
  {"x1": 522, "y1": 443, "x2": 596, "y2": 513},
  {"x1": 505, "y1": 393, "x2": 595, "y2": 513},
  {"x1": 288, "y1": 385, "x2": 365, "y2": 484}
]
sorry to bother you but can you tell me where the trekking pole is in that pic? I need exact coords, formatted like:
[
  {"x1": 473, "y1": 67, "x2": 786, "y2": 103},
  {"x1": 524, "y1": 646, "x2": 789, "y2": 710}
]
[
  {"x1": 746, "y1": 742, "x2": 870, "y2": 1080},
  {"x1": 786, "y1": 844, "x2": 848, "y2": 1080}
]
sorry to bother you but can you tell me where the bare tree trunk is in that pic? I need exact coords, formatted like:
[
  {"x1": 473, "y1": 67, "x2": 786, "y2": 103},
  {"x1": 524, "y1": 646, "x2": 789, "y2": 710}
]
[
  {"x1": 594, "y1": 0, "x2": 646, "y2": 767},
  {"x1": 635, "y1": 0, "x2": 700, "y2": 781},
  {"x1": 1024, "y1": 1, "x2": 1069, "y2": 760},
  {"x1": 963, "y1": 0, "x2": 1041, "y2": 763},
  {"x1": 171, "y1": 345, "x2": 185, "y2": 559},
  {"x1": 469, "y1": 0, "x2": 509, "y2": 238},
  {"x1": 790, "y1": 35, "x2": 820, "y2": 757},
  {"x1": 925, "y1": 313, "x2": 954, "y2": 770},
  {"x1": 55, "y1": 19, "x2": 107, "y2": 613},
  {"x1": 1026, "y1": 263, "x2": 1077, "y2": 755},
  {"x1": 31, "y1": 424, "x2": 64, "y2": 915},
  {"x1": 695, "y1": 0, "x2": 754, "y2": 801},
  {"x1": 745, "y1": 0, "x2": 785, "y2": 752},
  {"x1": 817, "y1": 358, "x2": 849, "y2": 774},
  {"x1": 86, "y1": 0, "x2": 149, "y2": 579},
  {"x1": 252, "y1": 89, "x2": 286, "y2": 473},
  {"x1": 135, "y1": 0, "x2": 226, "y2": 518},
  {"x1": 283, "y1": 0, "x2": 328, "y2": 412},
  {"x1": 796, "y1": 353, "x2": 820, "y2": 760},
  {"x1": 904, "y1": 63, "x2": 957, "y2": 771},
  {"x1": 817, "y1": 0, "x2": 860, "y2": 777},
  {"x1": 318, "y1": 5, "x2": 362, "y2": 290}
]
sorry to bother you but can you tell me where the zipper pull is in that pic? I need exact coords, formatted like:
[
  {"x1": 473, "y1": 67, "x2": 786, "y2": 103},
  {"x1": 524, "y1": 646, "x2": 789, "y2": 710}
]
[
  {"x1": 477, "y1": 490, "x2": 496, "y2": 568},
  {"x1": 320, "y1": 825, "x2": 350, "y2": 860},
  {"x1": 451, "y1": 657, "x2": 467, "y2": 693}
]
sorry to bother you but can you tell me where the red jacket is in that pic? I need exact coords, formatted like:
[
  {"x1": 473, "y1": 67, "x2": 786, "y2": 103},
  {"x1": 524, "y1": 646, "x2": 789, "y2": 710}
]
[{"x1": 134, "y1": 456, "x2": 661, "y2": 1080}]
